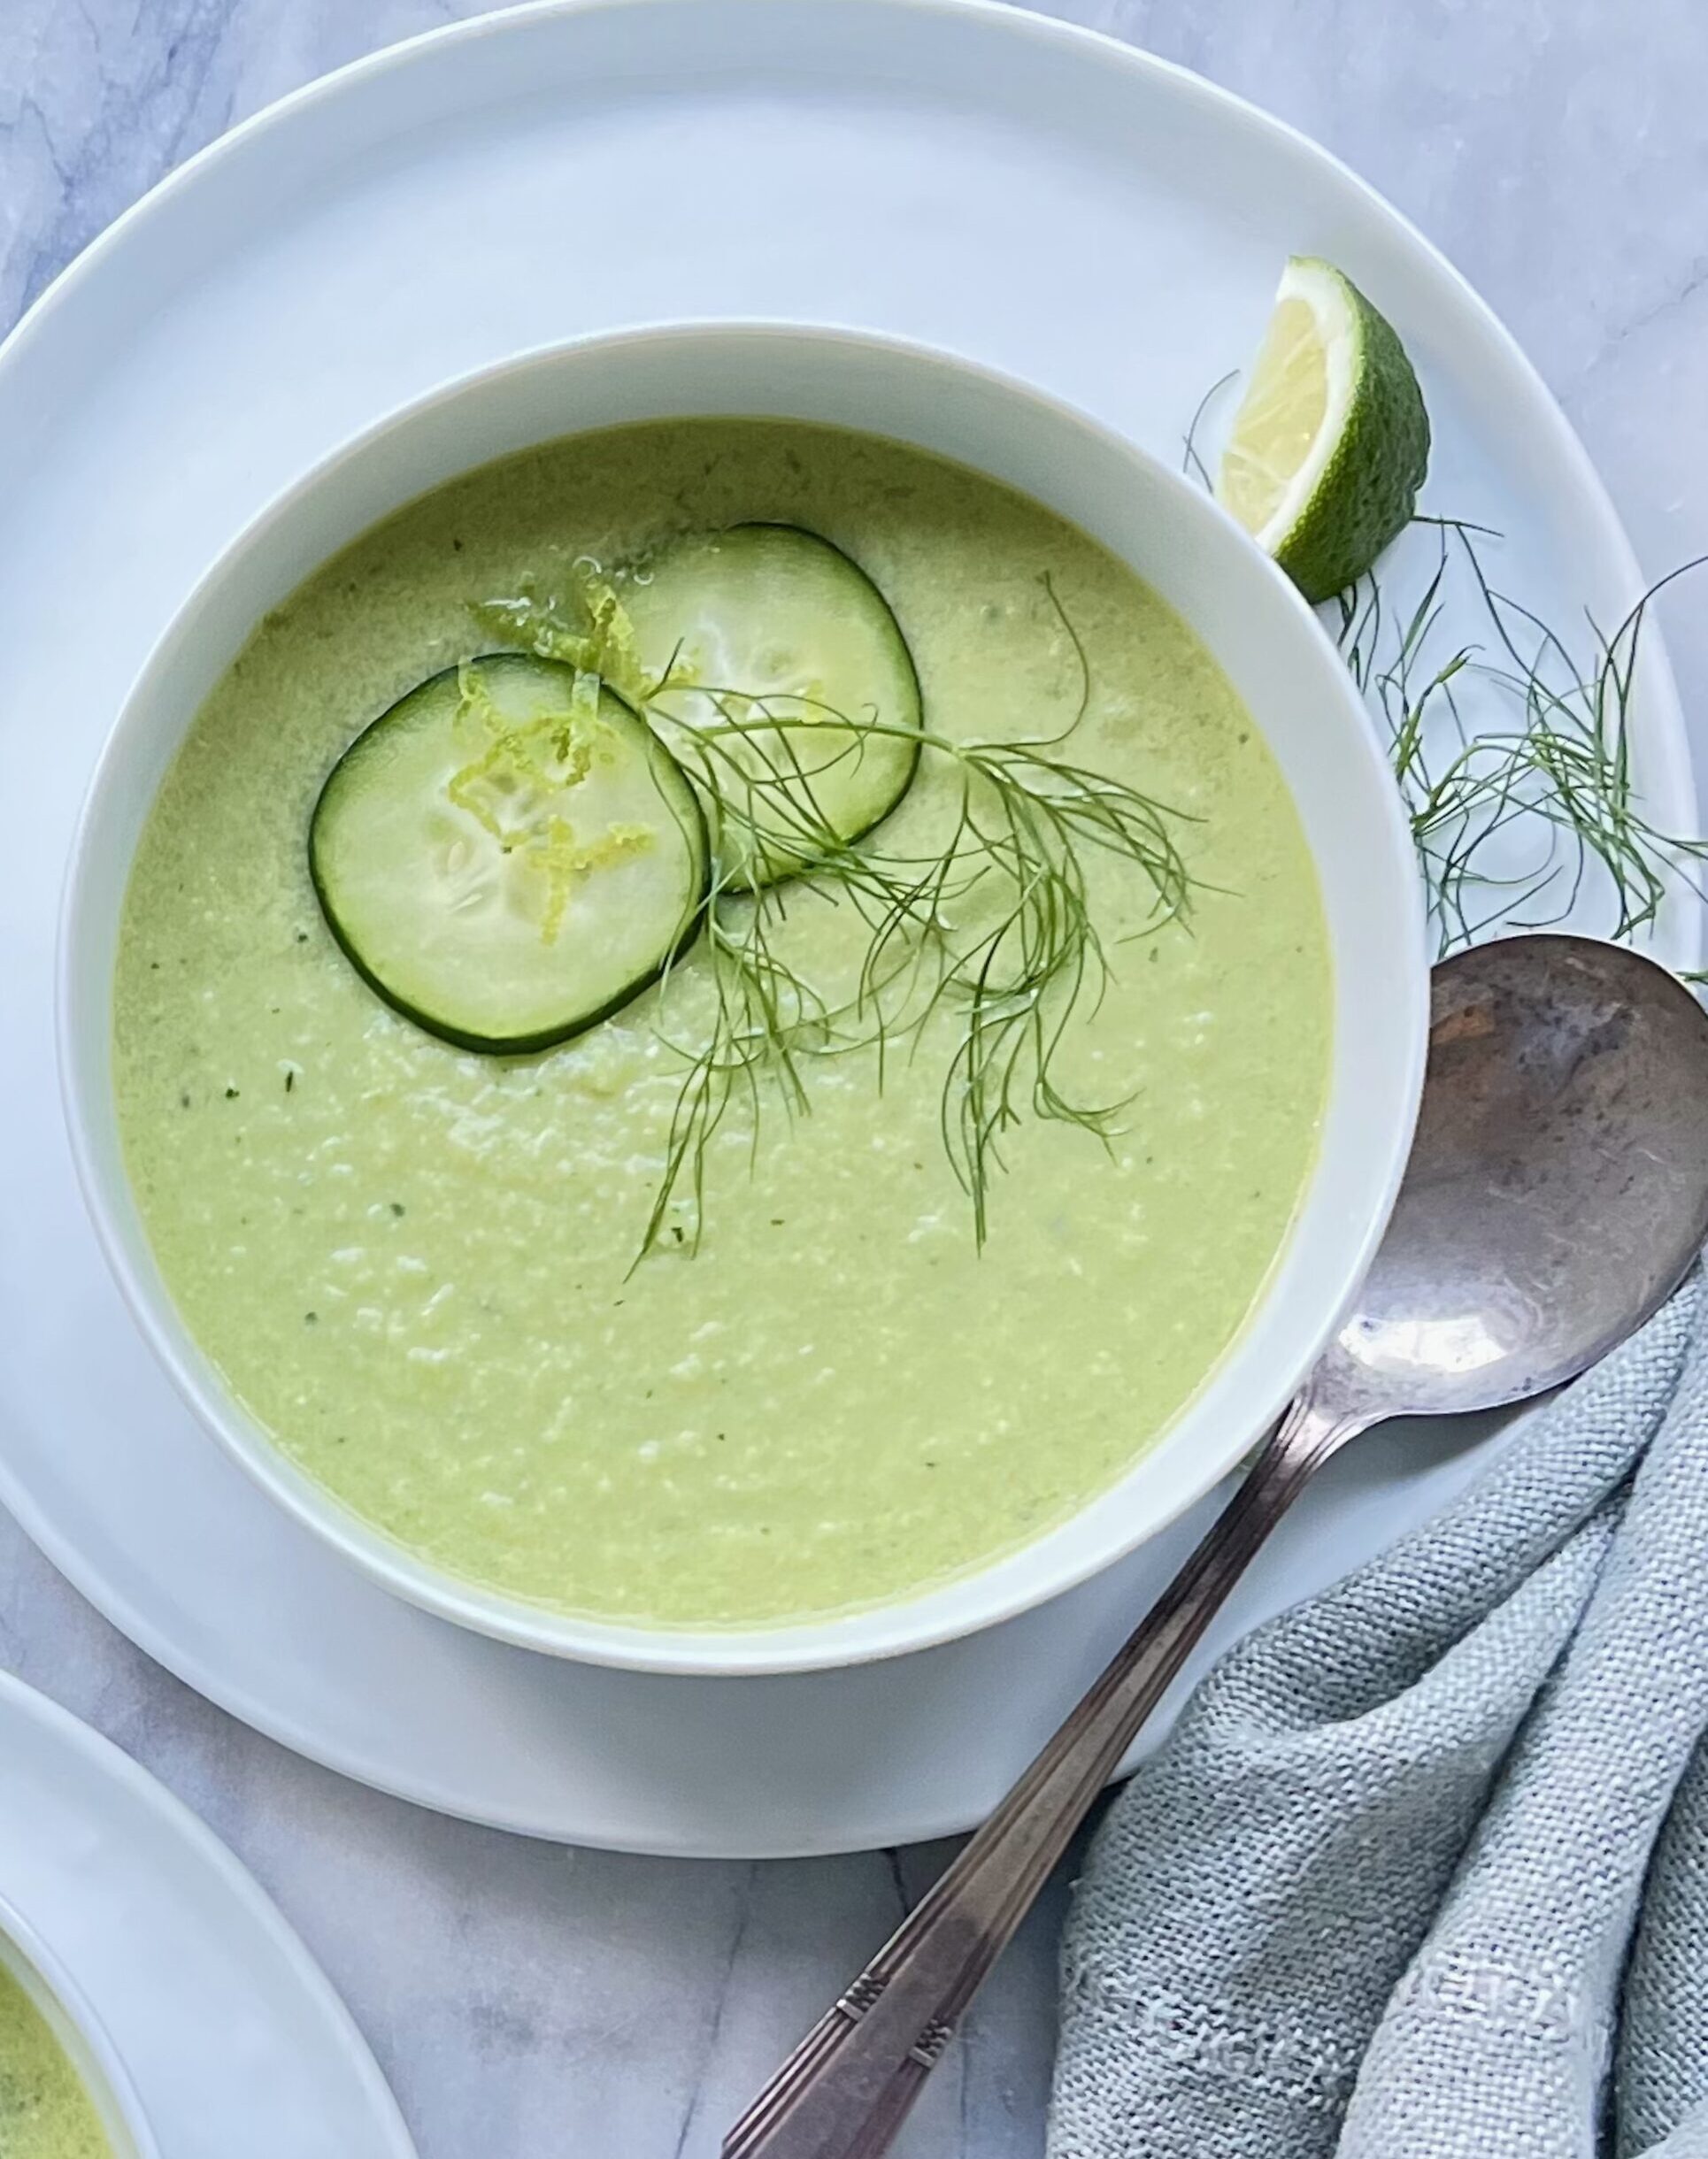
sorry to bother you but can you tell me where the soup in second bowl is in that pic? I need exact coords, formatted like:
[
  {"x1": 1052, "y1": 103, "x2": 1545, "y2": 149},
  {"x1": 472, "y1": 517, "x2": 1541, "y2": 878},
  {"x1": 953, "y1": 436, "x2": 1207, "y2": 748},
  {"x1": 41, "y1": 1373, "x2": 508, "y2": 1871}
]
[{"x1": 0, "y1": 1958, "x2": 112, "y2": 2159}]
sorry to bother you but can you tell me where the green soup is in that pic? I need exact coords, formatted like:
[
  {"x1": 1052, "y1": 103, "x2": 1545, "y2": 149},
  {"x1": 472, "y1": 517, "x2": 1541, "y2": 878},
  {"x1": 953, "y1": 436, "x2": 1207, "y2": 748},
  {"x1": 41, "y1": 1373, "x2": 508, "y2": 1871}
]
[
  {"x1": 112, "y1": 419, "x2": 1332, "y2": 1628},
  {"x1": 0, "y1": 1963, "x2": 112, "y2": 2159}
]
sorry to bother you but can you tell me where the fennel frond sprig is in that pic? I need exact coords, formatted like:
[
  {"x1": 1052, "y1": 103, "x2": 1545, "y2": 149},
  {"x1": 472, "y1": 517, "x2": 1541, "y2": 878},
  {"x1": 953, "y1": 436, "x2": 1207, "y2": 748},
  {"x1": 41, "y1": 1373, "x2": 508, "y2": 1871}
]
[
  {"x1": 1331, "y1": 517, "x2": 1708, "y2": 954},
  {"x1": 479, "y1": 577, "x2": 1195, "y2": 1259},
  {"x1": 640, "y1": 652, "x2": 1193, "y2": 1254}
]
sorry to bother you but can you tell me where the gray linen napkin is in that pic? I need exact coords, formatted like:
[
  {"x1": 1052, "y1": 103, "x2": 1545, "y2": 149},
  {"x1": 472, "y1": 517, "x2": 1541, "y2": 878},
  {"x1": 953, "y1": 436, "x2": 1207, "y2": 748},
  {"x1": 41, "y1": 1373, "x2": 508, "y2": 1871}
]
[{"x1": 1050, "y1": 1267, "x2": 1708, "y2": 2158}]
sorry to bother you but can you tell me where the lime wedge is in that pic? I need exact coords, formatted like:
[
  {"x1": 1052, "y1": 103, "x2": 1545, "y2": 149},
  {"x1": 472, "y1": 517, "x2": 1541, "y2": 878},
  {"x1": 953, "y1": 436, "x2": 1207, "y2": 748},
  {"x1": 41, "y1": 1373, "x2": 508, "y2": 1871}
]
[{"x1": 1217, "y1": 256, "x2": 1430, "y2": 603}]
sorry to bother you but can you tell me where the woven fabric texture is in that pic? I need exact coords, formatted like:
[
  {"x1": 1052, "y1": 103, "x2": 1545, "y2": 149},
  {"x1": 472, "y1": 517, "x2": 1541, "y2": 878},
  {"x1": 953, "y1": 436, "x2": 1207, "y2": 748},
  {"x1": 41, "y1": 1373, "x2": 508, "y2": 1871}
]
[{"x1": 1051, "y1": 1271, "x2": 1708, "y2": 2159}]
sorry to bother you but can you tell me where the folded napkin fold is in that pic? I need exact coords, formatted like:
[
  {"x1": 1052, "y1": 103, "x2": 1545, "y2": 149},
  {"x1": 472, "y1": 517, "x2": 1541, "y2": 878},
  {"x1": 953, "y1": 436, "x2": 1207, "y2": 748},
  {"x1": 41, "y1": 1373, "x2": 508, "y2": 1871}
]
[{"x1": 1050, "y1": 1267, "x2": 1708, "y2": 2158}]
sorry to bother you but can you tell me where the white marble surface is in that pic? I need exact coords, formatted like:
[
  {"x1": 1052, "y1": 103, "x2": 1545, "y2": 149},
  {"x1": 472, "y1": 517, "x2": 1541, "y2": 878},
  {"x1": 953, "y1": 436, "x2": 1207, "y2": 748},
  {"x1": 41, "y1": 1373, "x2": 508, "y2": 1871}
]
[{"x1": 4, "y1": 4, "x2": 1708, "y2": 2155}]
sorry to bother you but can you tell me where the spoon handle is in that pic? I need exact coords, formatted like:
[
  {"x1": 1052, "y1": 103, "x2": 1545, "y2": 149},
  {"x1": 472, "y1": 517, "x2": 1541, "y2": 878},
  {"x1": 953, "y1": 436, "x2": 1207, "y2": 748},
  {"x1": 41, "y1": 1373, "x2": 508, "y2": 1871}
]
[{"x1": 723, "y1": 1390, "x2": 1361, "y2": 2159}]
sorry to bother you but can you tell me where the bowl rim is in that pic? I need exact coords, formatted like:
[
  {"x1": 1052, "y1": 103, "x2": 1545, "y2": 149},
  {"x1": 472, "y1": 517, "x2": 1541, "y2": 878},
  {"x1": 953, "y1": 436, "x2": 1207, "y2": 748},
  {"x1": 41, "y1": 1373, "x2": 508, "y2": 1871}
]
[
  {"x1": 58, "y1": 317, "x2": 1428, "y2": 1676},
  {"x1": 0, "y1": 1892, "x2": 161, "y2": 2159}
]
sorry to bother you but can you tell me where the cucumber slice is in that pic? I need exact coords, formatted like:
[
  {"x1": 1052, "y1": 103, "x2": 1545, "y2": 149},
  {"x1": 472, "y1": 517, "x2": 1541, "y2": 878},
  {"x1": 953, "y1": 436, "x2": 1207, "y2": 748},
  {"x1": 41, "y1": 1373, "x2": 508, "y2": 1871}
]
[
  {"x1": 619, "y1": 524, "x2": 923, "y2": 889},
  {"x1": 311, "y1": 655, "x2": 708, "y2": 1055}
]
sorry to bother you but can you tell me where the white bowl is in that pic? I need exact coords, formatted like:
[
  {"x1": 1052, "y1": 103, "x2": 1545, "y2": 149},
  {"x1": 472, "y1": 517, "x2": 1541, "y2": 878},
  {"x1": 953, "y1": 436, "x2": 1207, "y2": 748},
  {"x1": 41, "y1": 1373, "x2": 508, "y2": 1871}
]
[
  {"x1": 0, "y1": 1895, "x2": 160, "y2": 2159},
  {"x1": 59, "y1": 323, "x2": 1427, "y2": 1675}
]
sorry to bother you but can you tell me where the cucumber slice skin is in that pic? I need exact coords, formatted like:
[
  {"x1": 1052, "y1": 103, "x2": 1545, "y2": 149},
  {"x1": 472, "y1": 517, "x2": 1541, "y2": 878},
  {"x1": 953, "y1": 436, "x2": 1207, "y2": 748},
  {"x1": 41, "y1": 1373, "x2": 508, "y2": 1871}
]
[
  {"x1": 310, "y1": 656, "x2": 711, "y2": 1058},
  {"x1": 623, "y1": 522, "x2": 924, "y2": 892}
]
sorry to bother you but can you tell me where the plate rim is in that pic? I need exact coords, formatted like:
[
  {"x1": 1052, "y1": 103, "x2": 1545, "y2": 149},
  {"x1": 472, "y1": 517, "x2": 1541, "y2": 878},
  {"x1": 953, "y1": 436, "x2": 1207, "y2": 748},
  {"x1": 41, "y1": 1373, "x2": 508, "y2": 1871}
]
[{"x1": 0, "y1": 0, "x2": 1697, "y2": 1856}]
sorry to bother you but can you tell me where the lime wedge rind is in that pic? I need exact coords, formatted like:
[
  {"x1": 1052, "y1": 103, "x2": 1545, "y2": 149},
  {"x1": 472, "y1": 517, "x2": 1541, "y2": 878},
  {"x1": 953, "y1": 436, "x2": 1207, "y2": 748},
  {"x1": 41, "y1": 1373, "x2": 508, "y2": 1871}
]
[{"x1": 1217, "y1": 256, "x2": 1430, "y2": 604}]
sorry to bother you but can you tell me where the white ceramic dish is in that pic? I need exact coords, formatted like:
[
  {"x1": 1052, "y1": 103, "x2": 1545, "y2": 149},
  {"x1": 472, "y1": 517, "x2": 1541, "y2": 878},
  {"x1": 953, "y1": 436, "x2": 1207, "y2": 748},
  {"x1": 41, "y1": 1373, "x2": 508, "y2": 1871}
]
[
  {"x1": 60, "y1": 321, "x2": 1427, "y2": 1675},
  {"x1": 0, "y1": 1895, "x2": 159, "y2": 2159},
  {"x1": 0, "y1": 1672, "x2": 416, "y2": 2159},
  {"x1": 0, "y1": 0, "x2": 1695, "y2": 1848}
]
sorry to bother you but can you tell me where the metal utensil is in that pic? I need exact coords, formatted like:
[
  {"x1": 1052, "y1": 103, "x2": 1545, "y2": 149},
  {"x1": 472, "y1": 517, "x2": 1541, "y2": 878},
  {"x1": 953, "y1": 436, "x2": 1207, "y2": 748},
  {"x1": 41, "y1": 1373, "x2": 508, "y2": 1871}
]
[{"x1": 726, "y1": 933, "x2": 1708, "y2": 2159}]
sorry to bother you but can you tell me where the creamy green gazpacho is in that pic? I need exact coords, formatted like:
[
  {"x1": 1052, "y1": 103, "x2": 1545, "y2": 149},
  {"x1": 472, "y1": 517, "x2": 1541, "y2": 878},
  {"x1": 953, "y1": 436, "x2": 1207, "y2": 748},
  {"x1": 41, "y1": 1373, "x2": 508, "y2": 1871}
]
[
  {"x1": 112, "y1": 419, "x2": 1331, "y2": 1628},
  {"x1": 0, "y1": 1961, "x2": 112, "y2": 2159}
]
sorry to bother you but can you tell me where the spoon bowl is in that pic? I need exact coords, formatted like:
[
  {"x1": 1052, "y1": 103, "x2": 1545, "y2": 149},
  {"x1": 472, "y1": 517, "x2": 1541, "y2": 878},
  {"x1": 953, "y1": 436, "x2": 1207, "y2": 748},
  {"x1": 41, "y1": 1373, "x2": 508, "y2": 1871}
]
[{"x1": 1327, "y1": 934, "x2": 1708, "y2": 1421}]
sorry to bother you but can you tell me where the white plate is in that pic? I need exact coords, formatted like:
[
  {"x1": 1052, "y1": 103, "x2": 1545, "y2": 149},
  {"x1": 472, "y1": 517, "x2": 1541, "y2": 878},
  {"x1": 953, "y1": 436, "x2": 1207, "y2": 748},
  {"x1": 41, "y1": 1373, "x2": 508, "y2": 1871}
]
[
  {"x1": 0, "y1": 1672, "x2": 416, "y2": 2159},
  {"x1": 0, "y1": 0, "x2": 1696, "y2": 1858}
]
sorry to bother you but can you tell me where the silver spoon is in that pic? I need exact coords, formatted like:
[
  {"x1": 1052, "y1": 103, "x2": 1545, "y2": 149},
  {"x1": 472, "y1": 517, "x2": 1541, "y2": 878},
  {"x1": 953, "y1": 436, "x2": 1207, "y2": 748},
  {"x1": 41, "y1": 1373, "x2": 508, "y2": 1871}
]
[{"x1": 726, "y1": 933, "x2": 1708, "y2": 2159}]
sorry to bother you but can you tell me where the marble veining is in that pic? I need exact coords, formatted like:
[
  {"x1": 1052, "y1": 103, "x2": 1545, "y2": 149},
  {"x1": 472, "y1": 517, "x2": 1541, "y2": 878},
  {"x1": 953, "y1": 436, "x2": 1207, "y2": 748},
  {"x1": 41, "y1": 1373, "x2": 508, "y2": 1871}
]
[{"x1": 4, "y1": 4, "x2": 1706, "y2": 2155}]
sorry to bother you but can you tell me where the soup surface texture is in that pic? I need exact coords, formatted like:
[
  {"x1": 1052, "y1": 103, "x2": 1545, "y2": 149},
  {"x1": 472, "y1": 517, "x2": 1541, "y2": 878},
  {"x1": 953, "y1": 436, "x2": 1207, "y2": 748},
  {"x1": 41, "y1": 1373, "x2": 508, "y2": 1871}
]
[
  {"x1": 112, "y1": 420, "x2": 1332, "y2": 1628},
  {"x1": 0, "y1": 1962, "x2": 112, "y2": 2159}
]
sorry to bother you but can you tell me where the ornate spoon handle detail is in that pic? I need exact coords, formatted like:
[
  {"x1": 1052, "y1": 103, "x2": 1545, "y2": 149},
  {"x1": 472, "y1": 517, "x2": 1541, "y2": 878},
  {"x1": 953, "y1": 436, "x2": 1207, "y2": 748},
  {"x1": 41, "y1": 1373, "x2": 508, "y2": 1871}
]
[{"x1": 723, "y1": 1390, "x2": 1363, "y2": 2159}]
